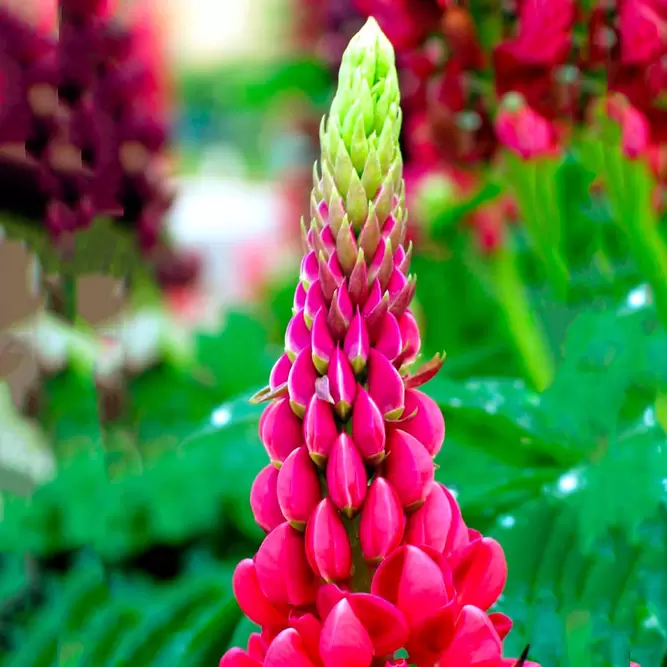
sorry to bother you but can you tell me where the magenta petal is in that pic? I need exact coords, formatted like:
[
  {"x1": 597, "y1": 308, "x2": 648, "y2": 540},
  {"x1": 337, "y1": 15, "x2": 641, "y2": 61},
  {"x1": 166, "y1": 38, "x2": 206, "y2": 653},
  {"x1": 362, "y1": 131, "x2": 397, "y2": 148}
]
[
  {"x1": 288, "y1": 348, "x2": 318, "y2": 417},
  {"x1": 305, "y1": 498, "x2": 353, "y2": 583},
  {"x1": 359, "y1": 477, "x2": 404, "y2": 564},
  {"x1": 255, "y1": 522, "x2": 317, "y2": 607},
  {"x1": 300, "y1": 250, "x2": 319, "y2": 287},
  {"x1": 219, "y1": 647, "x2": 261, "y2": 667},
  {"x1": 343, "y1": 310, "x2": 370, "y2": 375},
  {"x1": 361, "y1": 279, "x2": 383, "y2": 318},
  {"x1": 367, "y1": 348, "x2": 405, "y2": 420},
  {"x1": 374, "y1": 312, "x2": 403, "y2": 361},
  {"x1": 293, "y1": 282, "x2": 307, "y2": 313},
  {"x1": 439, "y1": 605, "x2": 503, "y2": 667},
  {"x1": 348, "y1": 251, "x2": 370, "y2": 305},
  {"x1": 250, "y1": 465, "x2": 285, "y2": 533},
  {"x1": 404, "y1": 601, "x2": 458, "y2": 667},
  {"x1": 319, "y1": 252, "x2": 340, "y2": 301},
  {"x1": 304, "y1": 279, "x2": 327, "y2": 328},
  {"x1": 351, "y1": 387, "x2": 386, "y2": 463},
  {"x1": 399, "y1": 389, "x2": 445, "y2": 457},
  {"x1": 368, "y1": 237, "x2": 393, "y2": 291},
  {"x1": 264, "y1": 629, "x2": 317, "y2": 667},
  {"x1": 328, "y1": 282, "x2": 354, "y2": 340},
  {"x1": 261, "y1": 399, "x2": 303, "y2": 466},
  {"x1": 453, "y1": 537, "x2": 508, "y2": 611},
  {"x1": 316, "y1": 583, "x2": 347, "y2": 620},
  {"x1": 327, "y1": 433, "x2": 368, "y2": 518},
  {"x1": 270, "y1": 354, "x2": 292, "y2": 391},
  {"x1": 396, "y1": 310, "x2": 421, "y2": 366},
  {"x1": 319, "y1": 599, "x2": 374, "y2": 667},
  {"x1": 285, "y1": 310, "x2": 312, "y2": 361},
  {"x1": 303, "y1": 395, "x2": 339, "y2": 467},
  {"x1": 277, "y1": 447, "x2": 322, "y2": 529},
  {"x1": 371, "y1": 545, "x2": 451, "y2": 630},
  {"x1": 385, "y1": 429, "x2": 434, "y2": 510},
  {"x1": 312, "y1": 308, "x2": 335, "y2": 374},
  {"x1": 232, "y1": 559, "x2": 287, "y2": 629},
  {"x1": 346, "y1": 593, "x2": 409, "y2": 657},
  {"x1": 404, "y1": 482, "x2": 453, "y2": 553},
  {"x1": 288, "y1": 613, "x2": 322, "y2": 666},
  {"x1": 488, "y1": 612, "x2": 513, "y2": 641},
  {"x1": 327, "y1": 347, "x2": 357, "y2": 420}
]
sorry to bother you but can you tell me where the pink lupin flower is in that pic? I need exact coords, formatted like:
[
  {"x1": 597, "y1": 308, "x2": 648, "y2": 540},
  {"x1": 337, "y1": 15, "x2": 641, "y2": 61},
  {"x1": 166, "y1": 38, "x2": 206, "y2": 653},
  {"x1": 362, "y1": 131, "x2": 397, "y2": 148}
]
[
  {"x1": 305, "y1": 498, "x2": 354, "y2": 583},
  {"x1": 303, "y1": 395, "x2": 339, "y2": 467},
  {"x1": 351, "y1": 386, "x2": 387, "y2": 463},
  {"x1": 327, "y1": 346, "x2": 357, "y2": 419},
  {"x1": 250, "y1": 465, "x2": 285, "y2": 533},
  {"x1": 222, "y1": 20, "x2": 538, "y2": 667},
  {"x1": 374, "y1": 312, "x2": 403, "y2": 362},
  {"x1": 288, "y1": 348, "x2": 319, "y2": 417},
  {"x1": 451, "y1": 534, "x2": 508, "y2": 611},
  {"x1": 496, "y1": 93, "x2": 561, "y2": 160},
  {"x1": 231, "y1": 559, "x2": 288, "y2": 629},
  {"x1": 326, "y1": 433, "x2": 368, "y2": 517},
  {"x1": 396, "y1": 310, "x2": 421, "y2": 367},
  {"x1": 260, "y1": 398, "x2": 303, "y2": 467},
  {"x1": 344, "y1": 309, "x2": 371, "y2": 374},
  {"x1": 277, "y1": 446, "x2": 322, "y2": 530},
  {"x1": 371, "y1": 544, "x2": 455, "y2": 631},
  {"x1": 304, "y1": 280, "x2": 327, "y2": 328},
  {"x1": 255, "y1": 522, "x2": 318, "y2": 607},
  {"x1": 398, "y1": 388, "x2": 446, "y2": 457},
  {"x1": 311, "y1": 308, "x2": 336, "y2": 374},
  {"x1": 264, "y1": 628, "x2": 317, "y2": 667},
  {"x1": 286, "y1": 311, "x2": 312, "y2": 361},
  {"x1": 359, "y1": 477, "x2": 405, "y2": 564},
  {"x1": 367, "y1": 348, "x2": 405, "y2": 420},
  {"x1": 385, "y1": 429, "x2": 434, "y2": 510},
  {"x1": 269, "y1": 354, "x2": 292, "y2": 391}
]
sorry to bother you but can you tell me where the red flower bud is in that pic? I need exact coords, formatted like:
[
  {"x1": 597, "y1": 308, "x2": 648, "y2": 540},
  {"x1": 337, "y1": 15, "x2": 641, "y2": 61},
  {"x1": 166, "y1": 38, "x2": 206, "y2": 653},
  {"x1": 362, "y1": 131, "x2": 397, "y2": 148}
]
[
  {"x1": 288, "y1": 347, "x2": 318, "y2": 417},
  {"x1": 305, "y1": 498, "x2": 353, "y2": 583},
  {"x1": 359, "y1": 477, "x2": 404, "y2": 564},
  {"x1": 327, "y1": 347, "x2": 357, "y2": 420},
  {"x1": 399, "y1": 389, "x2": 445, "y2": 457},
  {"x1": 311, "y1": 308, "x2": 335, "y2": 374},
  {"x1": 277, "y1": 447, "x2": 322, "y2": 530},
  {"x1": 261, "y1": 398, "x2": 303, "y2": 467},
  {"x1": 285, "y1": 310, "x2": 311, "y2": 362},
  {"x1": 326, "y1": 433, "x2": 368, "y2": 518},
  {"x1": 255, "y1": 522, "x2": 317, "y2": 607},
  {"x1": 303, "y1": 395, "x2": 339, "y2": 467},
  {"x1": 250, "y1": 464, "x2": 285, "y2": 533},
  {"x1": 367, "y1": 348, "x2": 405, "y2": 420},
  {"x1": 344, "y1": 309, "x2": 370, "y2": 375},
  {"x1": 231, "y1": 558, "x2": 288, "y2": 629},
  {"x1": 351, "y1": 386, "x2": 387, "y2": 464},
  {"x1": 385, "y1": 429, "x2": 434, "y2": 510}
]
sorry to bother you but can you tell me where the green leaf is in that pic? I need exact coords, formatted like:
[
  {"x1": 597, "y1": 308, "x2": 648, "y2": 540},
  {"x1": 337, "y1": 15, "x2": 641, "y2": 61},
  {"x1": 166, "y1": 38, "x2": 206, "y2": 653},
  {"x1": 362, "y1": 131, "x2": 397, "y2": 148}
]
[
  {"x1": 494, "y1": 497, "x2": 667, "y2": 667},
  {"x1": 195, "y1": 311, "x2": 278, "y2": 400}
]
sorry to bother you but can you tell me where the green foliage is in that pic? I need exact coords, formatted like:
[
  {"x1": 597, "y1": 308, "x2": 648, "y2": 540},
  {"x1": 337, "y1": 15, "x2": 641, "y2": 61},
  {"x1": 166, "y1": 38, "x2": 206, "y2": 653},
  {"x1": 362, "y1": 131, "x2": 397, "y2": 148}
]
[{"x1": 0, "y1": 554, "x2": 245, "y2": 667}]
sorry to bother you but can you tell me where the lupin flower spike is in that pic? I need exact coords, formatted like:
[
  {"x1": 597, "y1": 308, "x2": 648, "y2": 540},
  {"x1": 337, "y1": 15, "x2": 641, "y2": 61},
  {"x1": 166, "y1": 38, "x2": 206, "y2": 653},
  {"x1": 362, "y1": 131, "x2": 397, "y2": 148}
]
[{"x1": 220, "y1": 18, "x2": 537, "y2": 667}]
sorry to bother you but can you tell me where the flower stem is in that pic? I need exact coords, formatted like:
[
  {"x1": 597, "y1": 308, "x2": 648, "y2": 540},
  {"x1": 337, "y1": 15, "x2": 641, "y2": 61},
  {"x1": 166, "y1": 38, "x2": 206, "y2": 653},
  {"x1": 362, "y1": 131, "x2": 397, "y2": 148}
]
[{"x1": 488, "y1": 243, "x2": 555, "y2": 392}]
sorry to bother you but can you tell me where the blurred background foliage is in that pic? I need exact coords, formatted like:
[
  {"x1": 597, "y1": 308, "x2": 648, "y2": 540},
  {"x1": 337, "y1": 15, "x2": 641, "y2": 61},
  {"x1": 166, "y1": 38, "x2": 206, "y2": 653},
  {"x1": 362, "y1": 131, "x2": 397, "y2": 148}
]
[{"x1": 0, "y1": 0, "x2": 666, "y2": 666}]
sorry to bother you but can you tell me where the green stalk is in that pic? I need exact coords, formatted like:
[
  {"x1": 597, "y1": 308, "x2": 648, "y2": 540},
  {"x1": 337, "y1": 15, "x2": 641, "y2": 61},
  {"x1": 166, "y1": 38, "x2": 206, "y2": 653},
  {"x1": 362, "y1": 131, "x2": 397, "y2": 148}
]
[{"x1": 488, "y1": 243, "x2": 555, "y2": 392}]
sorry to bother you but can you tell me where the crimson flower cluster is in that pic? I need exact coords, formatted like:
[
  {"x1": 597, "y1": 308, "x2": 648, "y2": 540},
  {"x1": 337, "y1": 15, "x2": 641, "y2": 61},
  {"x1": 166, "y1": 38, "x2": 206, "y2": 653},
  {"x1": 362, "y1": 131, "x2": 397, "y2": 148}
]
[
  {"x1": 220, "y1": 20, "x2": 538, "y2": 667},
  {"x1": 0, "y1": 1, "x2": 198, "y2": 287},
  {"x1": 350, "y1": 0, "x2": 667, "y2": 251}
]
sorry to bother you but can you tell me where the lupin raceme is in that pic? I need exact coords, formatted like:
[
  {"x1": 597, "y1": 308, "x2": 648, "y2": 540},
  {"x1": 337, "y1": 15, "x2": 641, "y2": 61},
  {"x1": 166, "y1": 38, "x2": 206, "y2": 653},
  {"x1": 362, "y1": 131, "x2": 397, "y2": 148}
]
[{"x1": 221, "y1": 19, "x2": 537, "y2": 667}]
